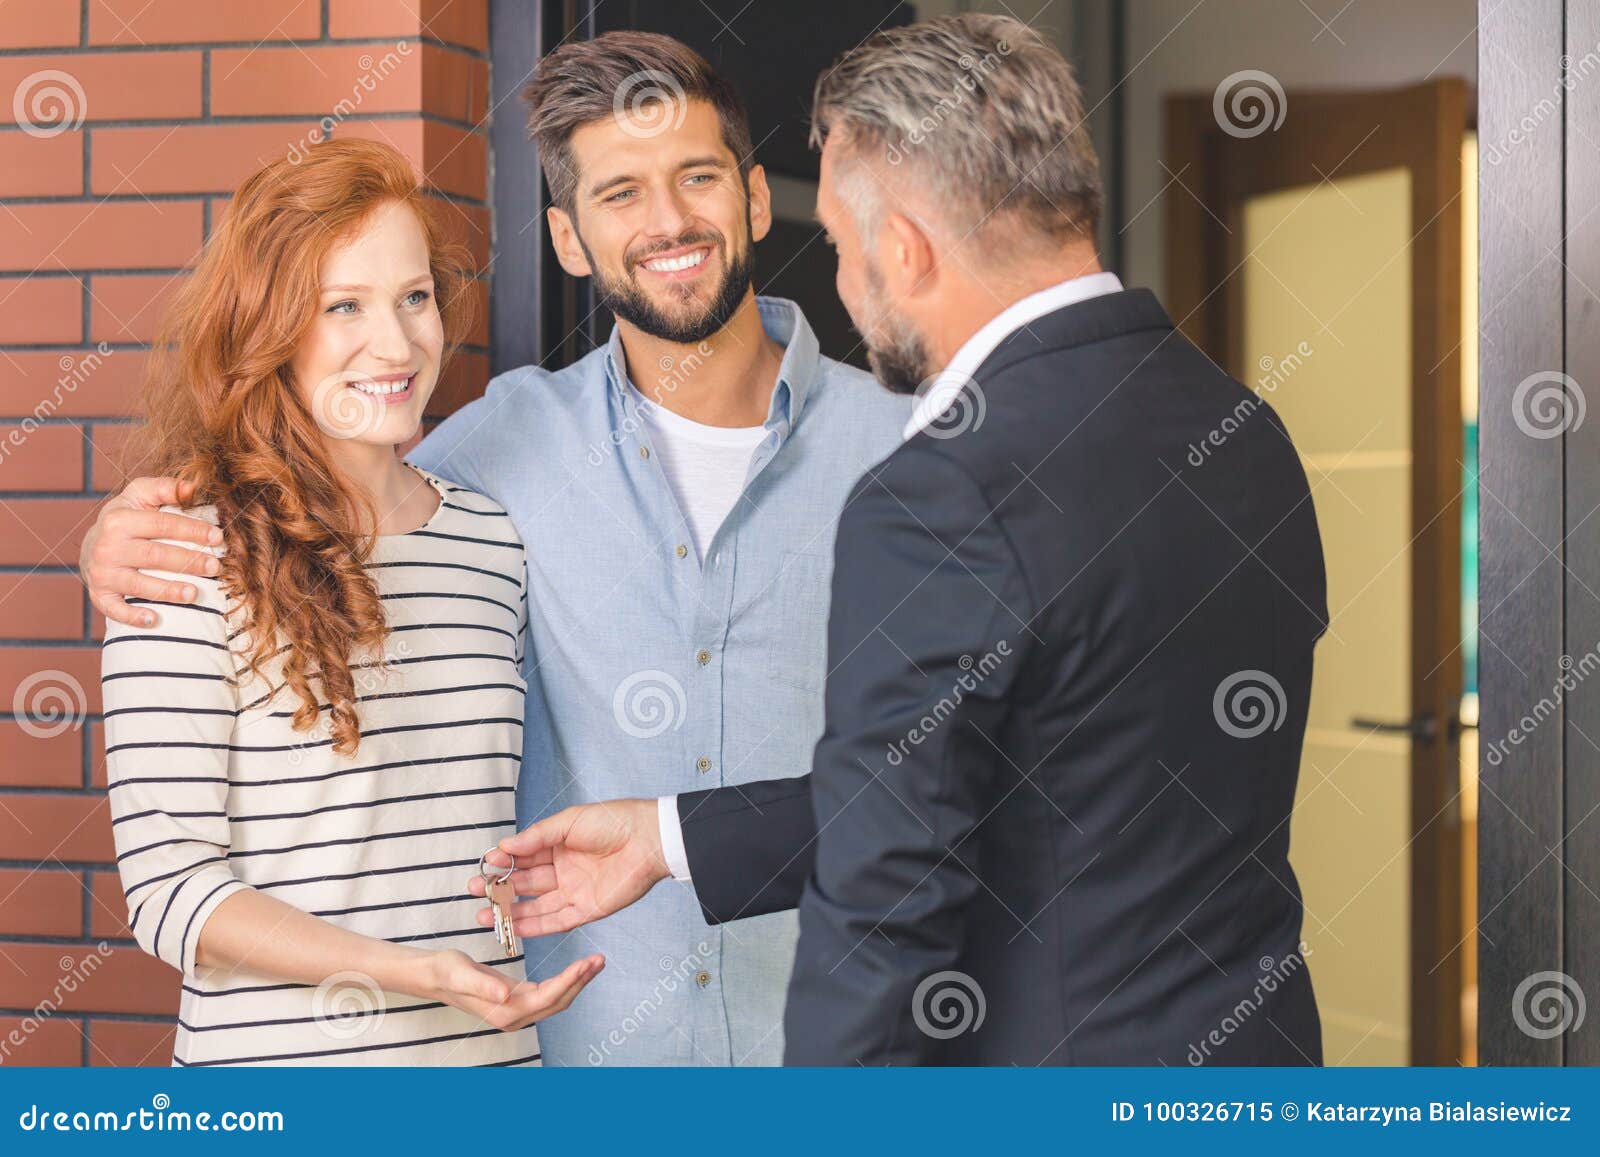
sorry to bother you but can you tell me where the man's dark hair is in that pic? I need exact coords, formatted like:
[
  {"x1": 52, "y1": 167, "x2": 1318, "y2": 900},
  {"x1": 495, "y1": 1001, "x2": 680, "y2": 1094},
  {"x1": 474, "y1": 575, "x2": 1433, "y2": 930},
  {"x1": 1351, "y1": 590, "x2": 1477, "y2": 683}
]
[{"x1": 523, "y1": 31, "x2": 755, "y2": 216}]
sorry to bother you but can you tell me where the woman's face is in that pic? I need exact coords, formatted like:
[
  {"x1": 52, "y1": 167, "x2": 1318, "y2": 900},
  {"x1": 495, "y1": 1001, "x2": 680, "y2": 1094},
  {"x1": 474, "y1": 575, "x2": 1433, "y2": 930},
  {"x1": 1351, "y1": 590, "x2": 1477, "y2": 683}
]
[{"x1": 290, "y1": 200, "x2": 444, "y2": 448}]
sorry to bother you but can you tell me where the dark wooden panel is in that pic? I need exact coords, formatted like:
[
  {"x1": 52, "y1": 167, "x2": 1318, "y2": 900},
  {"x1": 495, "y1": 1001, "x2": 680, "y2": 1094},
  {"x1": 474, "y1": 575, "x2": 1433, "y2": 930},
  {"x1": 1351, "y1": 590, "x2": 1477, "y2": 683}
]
[
  {"x1": 1477, "y1": 0, "x2": 1566, "y2": 1066},
  {"x1": 488, "y1": 0, "x2": 547, "y2": 375},
  {"x1": 1564, "y1": 0, "x2": 1600, "y2": 1069}
]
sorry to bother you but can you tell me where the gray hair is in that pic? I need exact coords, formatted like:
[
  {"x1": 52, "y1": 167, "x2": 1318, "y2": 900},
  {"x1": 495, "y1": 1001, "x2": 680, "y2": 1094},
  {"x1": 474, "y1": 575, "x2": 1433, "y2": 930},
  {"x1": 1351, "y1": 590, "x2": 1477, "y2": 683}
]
[{"x1": 811, "y1": 14, "x2": 1102, "y2": 245}]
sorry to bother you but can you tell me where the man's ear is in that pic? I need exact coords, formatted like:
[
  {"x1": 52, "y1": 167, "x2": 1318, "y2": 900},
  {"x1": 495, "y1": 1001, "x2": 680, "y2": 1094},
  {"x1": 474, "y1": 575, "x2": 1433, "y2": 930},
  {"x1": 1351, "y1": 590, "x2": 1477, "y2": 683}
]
[
  {"x1": 547, "y1": 206, "x2": 592, "y2": 278},
  {"x1": 746, "y1": 162, "x2": 773, "y2": 246},
  {"x1": 880, "y1": 208, "x2": 936, "y2": 301}
]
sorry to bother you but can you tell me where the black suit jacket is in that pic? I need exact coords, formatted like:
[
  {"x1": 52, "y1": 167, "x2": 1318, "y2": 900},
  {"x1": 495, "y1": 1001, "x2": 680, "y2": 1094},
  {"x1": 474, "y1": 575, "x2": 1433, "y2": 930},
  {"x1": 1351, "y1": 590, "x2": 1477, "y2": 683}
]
[{"x1": 678, "y1": 289, "x2": 1327, "y2": 1066}]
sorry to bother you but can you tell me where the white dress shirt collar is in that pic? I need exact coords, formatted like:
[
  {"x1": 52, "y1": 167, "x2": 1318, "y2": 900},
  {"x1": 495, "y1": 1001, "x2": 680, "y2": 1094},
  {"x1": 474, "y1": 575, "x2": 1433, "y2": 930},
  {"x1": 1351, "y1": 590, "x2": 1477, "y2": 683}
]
[{"x1": 903, "y1": 271, "x2": 1124, "y2": 441}]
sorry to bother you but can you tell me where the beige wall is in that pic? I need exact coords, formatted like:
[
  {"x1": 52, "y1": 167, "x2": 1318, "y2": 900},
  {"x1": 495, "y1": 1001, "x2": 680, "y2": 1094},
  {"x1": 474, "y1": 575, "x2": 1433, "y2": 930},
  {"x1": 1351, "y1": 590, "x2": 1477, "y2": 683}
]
[{"x1": 1120, "y1": 0, "x2": 1476, "y2": 293}]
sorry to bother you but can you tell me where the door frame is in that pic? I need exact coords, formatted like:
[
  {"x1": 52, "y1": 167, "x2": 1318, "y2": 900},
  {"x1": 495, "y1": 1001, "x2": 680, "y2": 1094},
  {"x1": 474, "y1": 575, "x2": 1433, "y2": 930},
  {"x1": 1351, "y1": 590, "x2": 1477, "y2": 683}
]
[
  {"x1": 1478, "y1": 0, "x2": 1599, "y2": 1067},
  {"x1": 488, "y1": 0, "x2": 602, "y2": 375},
  {"x1": 1163, "y1": 79, "x2": 1468, "y2": 1065}
]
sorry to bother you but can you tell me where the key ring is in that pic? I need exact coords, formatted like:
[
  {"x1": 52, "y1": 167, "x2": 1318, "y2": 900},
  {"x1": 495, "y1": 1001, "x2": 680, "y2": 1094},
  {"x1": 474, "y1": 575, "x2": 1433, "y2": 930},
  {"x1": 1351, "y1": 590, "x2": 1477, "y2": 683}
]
[{"x1": 478, "y1": 849, "x2": 515, "y2": 884}]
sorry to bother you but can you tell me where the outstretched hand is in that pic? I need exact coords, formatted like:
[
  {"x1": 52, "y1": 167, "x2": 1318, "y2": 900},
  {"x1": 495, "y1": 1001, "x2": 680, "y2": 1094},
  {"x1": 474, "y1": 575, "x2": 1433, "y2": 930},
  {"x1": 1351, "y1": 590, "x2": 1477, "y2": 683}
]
[{"x1": 467, "y1": 798, "x2": 671, "y2": 937}]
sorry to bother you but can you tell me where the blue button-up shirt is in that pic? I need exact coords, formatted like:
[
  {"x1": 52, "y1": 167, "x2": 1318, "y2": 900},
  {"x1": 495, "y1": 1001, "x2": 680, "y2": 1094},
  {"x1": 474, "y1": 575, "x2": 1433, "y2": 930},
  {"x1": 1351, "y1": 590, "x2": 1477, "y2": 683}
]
[{"x1": 410, "y1": 298, "x2": 910, "y2": 1065}]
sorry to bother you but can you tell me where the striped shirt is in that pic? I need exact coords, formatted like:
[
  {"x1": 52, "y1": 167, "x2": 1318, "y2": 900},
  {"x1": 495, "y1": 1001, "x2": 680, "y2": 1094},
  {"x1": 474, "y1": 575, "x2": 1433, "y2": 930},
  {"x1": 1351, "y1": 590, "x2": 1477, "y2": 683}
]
[{"x1": 102, "y1": 469, "x2": 537, "y2": 1067}]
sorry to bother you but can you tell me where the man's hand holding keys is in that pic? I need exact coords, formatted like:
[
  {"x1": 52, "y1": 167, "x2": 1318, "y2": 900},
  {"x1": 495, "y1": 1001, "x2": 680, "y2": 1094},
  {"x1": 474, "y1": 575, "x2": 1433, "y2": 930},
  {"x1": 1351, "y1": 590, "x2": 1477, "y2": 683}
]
[{"x1": 467, "y1": 799, "x2": 669, "y2": 937}]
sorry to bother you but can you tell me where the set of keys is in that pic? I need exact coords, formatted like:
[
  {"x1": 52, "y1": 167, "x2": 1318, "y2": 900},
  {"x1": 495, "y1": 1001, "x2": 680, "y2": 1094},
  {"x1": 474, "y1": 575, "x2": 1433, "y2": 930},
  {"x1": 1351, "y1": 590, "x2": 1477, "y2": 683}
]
[{"x1": 478, "y1": 851, "x2": 520, "y2": 956}]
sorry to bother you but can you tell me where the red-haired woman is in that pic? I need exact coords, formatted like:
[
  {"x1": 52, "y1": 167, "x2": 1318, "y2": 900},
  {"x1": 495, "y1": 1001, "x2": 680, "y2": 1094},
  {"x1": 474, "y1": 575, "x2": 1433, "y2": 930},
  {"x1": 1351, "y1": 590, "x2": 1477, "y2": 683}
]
[{"x1": 101, "y1": 139, "x2": 601, "y2": 1066}]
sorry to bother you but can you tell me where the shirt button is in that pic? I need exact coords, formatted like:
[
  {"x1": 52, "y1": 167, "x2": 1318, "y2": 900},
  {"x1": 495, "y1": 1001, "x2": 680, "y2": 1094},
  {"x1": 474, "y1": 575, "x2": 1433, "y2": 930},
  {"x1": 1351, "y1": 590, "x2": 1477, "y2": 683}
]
[
  {"x1": 675, "y1": 544, "x2": 688, "y2": 559},
  {"x1": 639, "y1": 445, "x2": 650, "y2": 459},
  {"x1": 696, "y1": 649, "x2": 711, "y2": 666},
  {"x1": 696, "y1": 756, "x2": 712, "y2": 773},
  {"x1": 696, "y1": 970, "x2": 711, "y2": 988}
]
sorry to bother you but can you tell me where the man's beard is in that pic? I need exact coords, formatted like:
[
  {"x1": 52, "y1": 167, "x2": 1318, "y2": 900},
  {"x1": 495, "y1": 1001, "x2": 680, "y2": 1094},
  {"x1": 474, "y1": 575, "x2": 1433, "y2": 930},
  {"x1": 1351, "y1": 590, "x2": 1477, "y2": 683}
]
[
  {"x1": 583, "y1": 225, "x2": 756, "y2": 345},
  {"x1": 858, "y1": 263, "x2": 934, "y2": 395}
]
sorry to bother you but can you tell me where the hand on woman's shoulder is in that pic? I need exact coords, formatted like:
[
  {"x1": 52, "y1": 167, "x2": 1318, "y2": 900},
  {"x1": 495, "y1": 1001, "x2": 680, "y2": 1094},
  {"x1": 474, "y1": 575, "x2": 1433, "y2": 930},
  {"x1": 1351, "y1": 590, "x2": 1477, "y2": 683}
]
[{"x1": 156, "y1": 504, "x2": 225, "y2": 559}]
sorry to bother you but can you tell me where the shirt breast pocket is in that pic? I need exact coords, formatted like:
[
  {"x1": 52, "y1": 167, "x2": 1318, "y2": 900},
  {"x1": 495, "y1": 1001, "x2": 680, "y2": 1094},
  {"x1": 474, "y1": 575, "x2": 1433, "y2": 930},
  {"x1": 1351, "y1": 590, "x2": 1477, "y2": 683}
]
[{"x1": 767, "y1": 550, "x2": 833, "y2": 694}]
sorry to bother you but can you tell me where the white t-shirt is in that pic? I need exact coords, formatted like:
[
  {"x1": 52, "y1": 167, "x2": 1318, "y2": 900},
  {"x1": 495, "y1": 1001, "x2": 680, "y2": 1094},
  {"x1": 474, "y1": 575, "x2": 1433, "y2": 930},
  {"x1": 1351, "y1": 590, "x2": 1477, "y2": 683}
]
[{"x1": 634, "y1": 389, "x2": 768, "y2": 561}]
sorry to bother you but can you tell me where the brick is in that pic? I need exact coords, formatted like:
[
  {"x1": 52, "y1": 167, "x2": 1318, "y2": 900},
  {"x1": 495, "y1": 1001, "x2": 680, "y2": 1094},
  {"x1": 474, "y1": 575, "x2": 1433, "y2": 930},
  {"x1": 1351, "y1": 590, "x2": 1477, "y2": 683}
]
[
  {"x1": 0, "y1": 574, "x2": 83, "y2": 639},
  {"x1": 0, "y1": 277, "x2": 81, "y2": 345},
  {"x1": 0, "y1": 499, "x2": 99, "y2": 565},
  {"x1": 420, "y1": 43, "x2": 488, "y2": 125},
  {"x1": 0, "y1": 1, "x2": 81, "y2": 49},
  {"x1": 0, "y1": 425, "x2": 86, "y2": 491},
  {"x1": 0, "y1": 647, "x2": 102, "y2": 719},
  {"x1": 0, "y1": 1015, "x2": 82, "y2": 1066},
  {"x1": 428, "y1": 350, "x2": 488, "y2": 417},
  {"x1": 0, "y1": 722, "x2": 81, "y2": 788},
  {"x1": 89, "y1": 0, "x2": 320, "y2": 44},
  {"x1": 423, "y1": 120, "x2": 488, "y2": 201},
  {"x1": 0, "y1": 131, "x2": 83, "y2": 197},
  {"x1": 89, "y1": 873, "x2": 132, "y2": 940},
  {"x1": 89, "y1": 423, "x2": 142, "y2": 493},
  {"x1": 0, "y1": 350, "x2": 143, "y2": 420},
  {"x1": 329, "y1": 0, "x2": 488, "y2": 53},
  {"x1": 0, "y1": 794, "x2": 114, "y2": 862},
  {"x1": 338, "y1": 118, "x2": 487, "y2": 201},
  {"x1": 0, "y1": 201, "x2": 204, "y2": 273},
  {"x1": 88, "y1": 1019, "x2": 174, "y2": 1066},
  {"x1": 0, "y1": 868, "x2": 83, "y2": 937},
  {"x1": 429, "y1": 196, "x2": 489, "y2": 270},
  {"x1": 92, "y1": 123, "x2": 323, "y2": 197},
  {"x1": 211, "y1": 43, "x2": 423, "y2": 117},
  {"x1": 0, "y1": 943, "x2": 177, "y2": 1016},
  {"x1": 91, "y1": 722, "x2": 107, "y2": 788},
  {"x1": 0, "y1": 53, "x2": 201, "y2": 125},
  {"x1": 88, "y1": 275, "x2": 186, "y2": 344},
  {"x1": 462, "y1": 278, "x2": 489, "y2": 347}
]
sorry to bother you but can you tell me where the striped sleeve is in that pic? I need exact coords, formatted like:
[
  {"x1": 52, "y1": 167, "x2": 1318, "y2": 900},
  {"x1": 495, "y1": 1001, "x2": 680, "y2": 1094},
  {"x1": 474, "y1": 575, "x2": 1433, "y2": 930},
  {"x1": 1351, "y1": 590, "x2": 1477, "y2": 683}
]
[
  {"x1": 514, "y1": 544, "x2": 529, "y2": 674},
  {"x1": 102, "y1": 519, "x2": 248, "y2": 978}
]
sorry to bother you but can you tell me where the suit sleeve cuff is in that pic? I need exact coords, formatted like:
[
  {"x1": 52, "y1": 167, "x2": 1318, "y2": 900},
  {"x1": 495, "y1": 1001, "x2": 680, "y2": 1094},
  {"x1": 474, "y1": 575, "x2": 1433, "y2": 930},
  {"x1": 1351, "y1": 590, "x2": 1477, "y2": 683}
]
[{"x1": 657, "y1": 795, "x2": 693, "y2": 883}]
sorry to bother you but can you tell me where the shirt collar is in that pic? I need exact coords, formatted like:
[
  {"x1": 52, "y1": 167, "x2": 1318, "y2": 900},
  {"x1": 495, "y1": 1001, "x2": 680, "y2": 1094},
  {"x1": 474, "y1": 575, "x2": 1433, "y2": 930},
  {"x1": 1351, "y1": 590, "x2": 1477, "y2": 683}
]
[
  {"x1": 903, "y1": 271, "x2": 1124, "y2": 441},
  {"x1": 603, "y1": 295, "x2": 822, "y2": 438}
]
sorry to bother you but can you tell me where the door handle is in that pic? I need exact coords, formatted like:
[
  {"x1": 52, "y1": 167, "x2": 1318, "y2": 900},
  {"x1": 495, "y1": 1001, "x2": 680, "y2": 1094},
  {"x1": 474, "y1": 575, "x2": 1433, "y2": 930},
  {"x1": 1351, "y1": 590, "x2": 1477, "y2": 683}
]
[{"x1": 1350, "y1": 713, "x2": 1440, "y2": 742}]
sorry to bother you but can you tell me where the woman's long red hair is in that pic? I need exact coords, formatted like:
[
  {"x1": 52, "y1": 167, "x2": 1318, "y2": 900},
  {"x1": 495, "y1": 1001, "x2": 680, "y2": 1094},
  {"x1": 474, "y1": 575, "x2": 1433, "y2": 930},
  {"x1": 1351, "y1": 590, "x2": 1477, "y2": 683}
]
[{"x1": 140, "y1": 138, "x2": 476, "y2": 754}]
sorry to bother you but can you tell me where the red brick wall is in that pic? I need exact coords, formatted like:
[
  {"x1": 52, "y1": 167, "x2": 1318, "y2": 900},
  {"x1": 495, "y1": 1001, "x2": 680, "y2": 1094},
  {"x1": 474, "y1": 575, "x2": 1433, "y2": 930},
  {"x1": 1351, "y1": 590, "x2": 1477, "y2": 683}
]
[{"x1": 0, "y1": 0, "x2": 492, "y2": 1066}]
